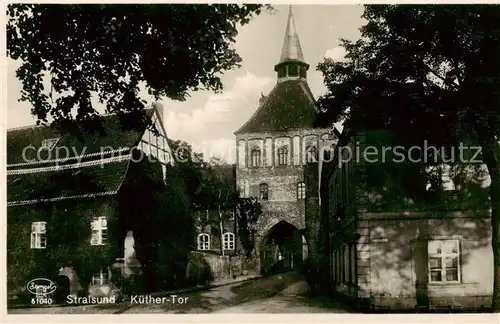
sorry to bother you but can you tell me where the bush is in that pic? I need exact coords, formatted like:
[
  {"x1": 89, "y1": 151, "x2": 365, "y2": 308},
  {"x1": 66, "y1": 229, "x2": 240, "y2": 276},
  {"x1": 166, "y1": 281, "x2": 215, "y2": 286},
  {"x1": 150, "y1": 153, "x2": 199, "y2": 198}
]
[{"x1": 185, "y1": 252, "x2": 214, "y2": 286}]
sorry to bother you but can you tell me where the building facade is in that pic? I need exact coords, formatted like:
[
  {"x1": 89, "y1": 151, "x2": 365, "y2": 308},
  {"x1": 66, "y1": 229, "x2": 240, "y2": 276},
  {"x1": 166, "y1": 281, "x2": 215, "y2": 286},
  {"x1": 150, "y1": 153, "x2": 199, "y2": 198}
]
[
  {"x1": 7, "y1": 104, "x2": 174, "y2": 302},
  {"x1": 320, "y1": 127, "x2": 493, "y2": 310},
  {"x1": 234, "y1": 7, "x2": 339, "y2": 273}
]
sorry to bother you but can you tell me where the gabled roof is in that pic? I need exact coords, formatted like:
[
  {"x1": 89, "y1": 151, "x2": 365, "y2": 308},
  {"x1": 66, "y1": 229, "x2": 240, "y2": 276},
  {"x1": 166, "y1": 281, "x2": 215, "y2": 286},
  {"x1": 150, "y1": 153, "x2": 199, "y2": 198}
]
[
  {"x1": 234, "y1": 79, "x2": 318, "y2": 134},
  {"x1": 7, "y1": 157, "x2": 131, "y2": 206},
  {"x1": 7, "y1": 110, "x2": 155, "y2": 168},
  {"x1": 7, "y1": 105, "x2": 168, "y2": 206}
]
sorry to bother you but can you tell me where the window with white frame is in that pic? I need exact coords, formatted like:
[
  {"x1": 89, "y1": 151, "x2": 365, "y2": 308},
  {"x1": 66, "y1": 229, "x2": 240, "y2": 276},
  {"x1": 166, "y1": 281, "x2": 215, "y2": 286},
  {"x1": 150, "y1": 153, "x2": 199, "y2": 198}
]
[
  {"x1": 31, "y1": 221, "x2": 47, "y2": 249},
  {"x1": 223, "y1": 232, "x2": 235, "y2": 250},
  {"x1": 297, "y1": 182, "x2": 306, "y2": 200},
  {"x1": 197, "y1": 233, "x2": 210, "y2": 250},
  {"x1": 90, "y1": 216, "x2": 108, "y2": 246},
  {"x1": 428, "y1": 239, "x2": 460, "y2": 283},
  {"x1": 91, "y1": 269, "x2": 109, "y2": 285}
]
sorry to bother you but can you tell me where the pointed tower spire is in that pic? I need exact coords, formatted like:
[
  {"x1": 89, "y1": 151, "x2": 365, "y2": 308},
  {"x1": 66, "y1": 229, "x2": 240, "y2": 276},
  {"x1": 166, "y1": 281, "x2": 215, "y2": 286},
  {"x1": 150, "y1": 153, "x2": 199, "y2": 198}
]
[
  {"x1": 279, "y1": 5, "x2": 305, "y2": 63},
  {"x1": 274, "y1": 5, "x2": 309, "y2": 82}
]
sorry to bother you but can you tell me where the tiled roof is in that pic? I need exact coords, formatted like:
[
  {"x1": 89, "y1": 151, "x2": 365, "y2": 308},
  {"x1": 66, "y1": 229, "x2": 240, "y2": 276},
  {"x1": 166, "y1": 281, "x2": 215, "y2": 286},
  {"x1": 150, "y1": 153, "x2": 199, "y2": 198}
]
[
  {"x1": 235, "y1": 79, "x2": 318, "y2": 134},
  {"x1": 6, "y1": 106, "x2": 167, "y2": 206},
  {"x1": 7, "y1": 157, "x2": 131, "y2": 206},
  {"x1": 7, "y1": 110, "x2": 153, "y2": 167}
]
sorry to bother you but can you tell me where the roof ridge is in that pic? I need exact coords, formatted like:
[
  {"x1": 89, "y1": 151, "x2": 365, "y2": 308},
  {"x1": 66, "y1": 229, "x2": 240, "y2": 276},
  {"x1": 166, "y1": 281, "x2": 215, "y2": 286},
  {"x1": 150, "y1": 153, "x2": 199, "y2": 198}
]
[
  {"x1": 7, "y1": 147, "x2": 131, "y2": 168},
  {"x1": 7, "y1": 124, "x2": 46, "y2": 132},
  {"x1": 7, "y1": 154, "x2": 131, "y2": 176},
  {"x1": 7, "y1": 107, "x2": 156, "y2": 132},
  {"x1": 299, "y1": 80, "x2": 315, "y2": 104}
]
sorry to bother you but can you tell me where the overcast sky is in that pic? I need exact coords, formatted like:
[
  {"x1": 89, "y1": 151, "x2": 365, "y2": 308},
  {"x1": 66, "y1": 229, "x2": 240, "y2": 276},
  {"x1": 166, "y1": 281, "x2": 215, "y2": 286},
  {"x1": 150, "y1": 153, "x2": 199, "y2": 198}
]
[{"x1": 7, "y1": 4, "x2": 366, "y2": 163}]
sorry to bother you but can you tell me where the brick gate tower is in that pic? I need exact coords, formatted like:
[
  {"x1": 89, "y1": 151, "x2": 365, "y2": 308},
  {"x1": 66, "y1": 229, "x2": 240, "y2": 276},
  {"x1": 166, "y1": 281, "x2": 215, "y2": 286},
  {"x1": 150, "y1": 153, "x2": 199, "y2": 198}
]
[{"x1": 234, "y1": 6, "x2": 340, "y2": 273}]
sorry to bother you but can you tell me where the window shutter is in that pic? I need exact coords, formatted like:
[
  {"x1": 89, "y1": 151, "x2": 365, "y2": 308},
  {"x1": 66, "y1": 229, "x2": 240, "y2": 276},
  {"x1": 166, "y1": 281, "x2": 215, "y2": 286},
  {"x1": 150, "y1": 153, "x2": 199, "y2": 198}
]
[{"x1": 30, "y1": 233, "x2": 36, "y2": 248}]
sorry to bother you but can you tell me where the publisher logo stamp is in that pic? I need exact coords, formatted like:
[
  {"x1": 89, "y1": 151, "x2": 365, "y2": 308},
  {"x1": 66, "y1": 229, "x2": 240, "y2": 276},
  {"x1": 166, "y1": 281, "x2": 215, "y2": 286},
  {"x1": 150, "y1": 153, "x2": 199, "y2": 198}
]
[{"x1": 26, "y1": 278, "x2": 57, "y2": 305}]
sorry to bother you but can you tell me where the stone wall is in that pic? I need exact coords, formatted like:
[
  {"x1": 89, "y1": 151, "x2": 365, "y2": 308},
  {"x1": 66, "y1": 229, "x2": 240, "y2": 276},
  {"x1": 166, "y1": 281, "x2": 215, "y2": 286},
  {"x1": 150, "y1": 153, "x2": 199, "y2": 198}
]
[
  {"x1": 235, "y1": 128, "x2": 332, "y2": 273},
  {"x1": 194, "y1": 210, "x2": 239, "y2": 256},
  {"x1": 237, "y1": 162, "x2": 306, "y2": 273},
  {"x1": 361, "y1": 211, "x2": 492, "y2": 309},
  {"x1": 186, "y1": 251, "x2": 240, "y2": 284}
]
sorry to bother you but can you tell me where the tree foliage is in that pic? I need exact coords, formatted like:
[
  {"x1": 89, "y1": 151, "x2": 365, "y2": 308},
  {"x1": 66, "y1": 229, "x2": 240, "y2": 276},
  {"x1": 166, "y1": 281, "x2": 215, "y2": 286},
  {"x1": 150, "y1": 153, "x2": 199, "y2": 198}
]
[
  {"x1": 7, "y1": 4, "x2": 270, "y2": 132},
  {"x1": 117, "y1": 151, "x2": 194, "y2": 292},
  {"x1": 235, "y1": 197, "x2": 262, "y2": 257},
  {"x1": 193, "y1": 159, "x2": 262, "y2": 257},
  {"x1": 167, "y1": 139, "x2": 208, "y2": 200},
  {"x1": 316, "y1": 4, "x2": 500, "y2": 310},
  {"x1": 317, "y1": 5, "x2": 500, "y2": 144}
]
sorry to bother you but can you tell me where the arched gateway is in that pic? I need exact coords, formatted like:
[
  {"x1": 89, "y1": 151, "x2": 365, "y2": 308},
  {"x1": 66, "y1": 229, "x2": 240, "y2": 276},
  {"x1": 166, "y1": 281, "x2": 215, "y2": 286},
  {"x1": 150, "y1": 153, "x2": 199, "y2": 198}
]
[{"x1": 259, "y1": 220, "x2": 308, "y2": 274}]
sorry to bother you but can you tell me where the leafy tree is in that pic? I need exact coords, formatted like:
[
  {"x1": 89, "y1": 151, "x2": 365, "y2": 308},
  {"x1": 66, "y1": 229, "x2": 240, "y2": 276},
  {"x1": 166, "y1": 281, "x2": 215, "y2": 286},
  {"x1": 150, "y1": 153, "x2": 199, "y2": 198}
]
[
  {"x1": 316, "y1": 5, "x2": 500, "y2": 309},
  {"x1": 167, "y1": 139, "x2": 207, "y2": 200},
  {"x1": 117, "y1": 151, "x2": 194, "y2": 292},
  {"x1": 235, "y1": 197, "x2": 262, "y2": 257},
  {"x1": 195, "y1": 163, "x2": 236, "y2": 255},
  {"x1": 170, "y1": 142, "x2": 263, "y2": 257},
  {"x1": 7, "y1": 4, "x2": 271, "y2": 133}
]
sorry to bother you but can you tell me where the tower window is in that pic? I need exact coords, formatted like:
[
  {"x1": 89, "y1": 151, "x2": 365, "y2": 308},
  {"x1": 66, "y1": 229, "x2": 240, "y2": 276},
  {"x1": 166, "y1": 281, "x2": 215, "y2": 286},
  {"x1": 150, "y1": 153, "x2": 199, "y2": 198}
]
[
  {"x1": 278, "y1": 66, "x2": 286, "y2": 78},
  {"x1": 250, "y1": 148, "x2": 261, "y2": 168},
  {"x1": 300, "y1": 66, "x2": 307, "y2": 78},
  {"x1": 239, "y1": 179, "x2": 250, "y2": 198},
  {"x1": 297, "y1": 182, "x2": 306, "y2": 200},
  {"x1": 277, "y1": 146, "x2": 289, "y2": 166},
  {"x1": 259, "y1": 183, "x2": 269, "y2": 200},
  {"x1": 288, "y1": 65, "x2": 298, "y2": 77},
  {"x1": 306, "y1": 146, "x2": 318, "y2": 163}
]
